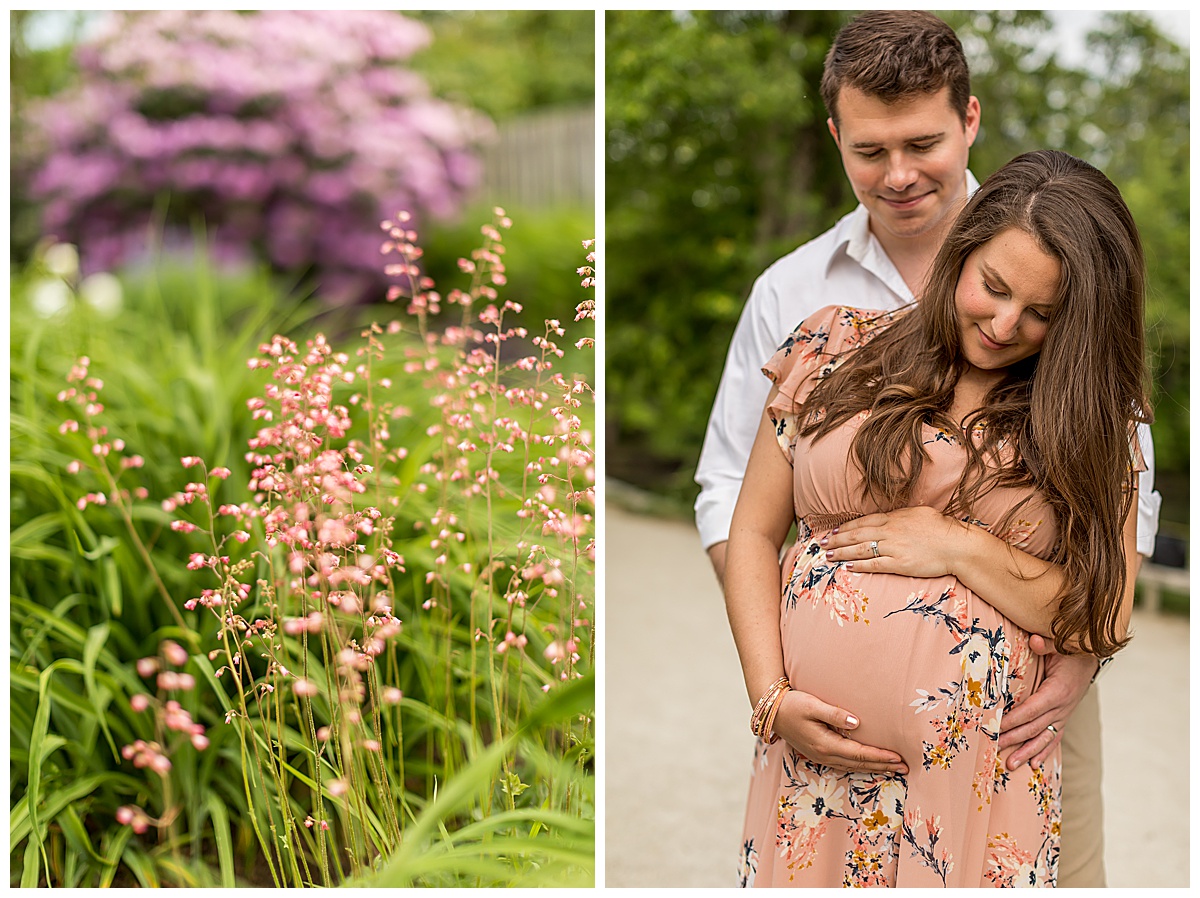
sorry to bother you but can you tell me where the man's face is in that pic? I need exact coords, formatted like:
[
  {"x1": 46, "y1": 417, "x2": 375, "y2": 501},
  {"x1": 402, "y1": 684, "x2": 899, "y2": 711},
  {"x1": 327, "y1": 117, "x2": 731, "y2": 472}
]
[{"x1": 828, "y1": 86, "x2": 980, "y2": 247}]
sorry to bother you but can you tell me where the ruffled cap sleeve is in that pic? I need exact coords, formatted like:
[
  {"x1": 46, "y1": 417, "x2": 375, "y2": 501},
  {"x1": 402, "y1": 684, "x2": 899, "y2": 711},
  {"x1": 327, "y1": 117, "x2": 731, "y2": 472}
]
[{"x1": 761, "y1": 304, "x2": 900, "y2": 463}]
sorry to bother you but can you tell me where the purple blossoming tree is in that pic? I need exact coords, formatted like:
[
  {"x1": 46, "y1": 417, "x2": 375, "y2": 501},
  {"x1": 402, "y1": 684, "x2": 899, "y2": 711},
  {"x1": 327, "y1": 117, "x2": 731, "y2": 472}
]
[{"x1": 27, "y1": 10, "x2": 491, "y2": 302}]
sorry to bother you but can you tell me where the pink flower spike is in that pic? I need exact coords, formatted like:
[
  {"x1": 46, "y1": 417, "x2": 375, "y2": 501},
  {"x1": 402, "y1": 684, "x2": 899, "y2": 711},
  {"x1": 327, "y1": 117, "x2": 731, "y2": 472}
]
[{"x1": 328, "y1": 779, "x2": 349, "y2": 797}]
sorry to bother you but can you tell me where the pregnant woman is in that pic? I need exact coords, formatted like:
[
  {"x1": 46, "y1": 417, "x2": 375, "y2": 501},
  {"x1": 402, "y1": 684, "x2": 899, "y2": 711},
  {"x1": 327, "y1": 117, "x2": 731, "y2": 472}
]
[{"x1": 725, "y1": 150, "x2": 1147, "y2": 888}]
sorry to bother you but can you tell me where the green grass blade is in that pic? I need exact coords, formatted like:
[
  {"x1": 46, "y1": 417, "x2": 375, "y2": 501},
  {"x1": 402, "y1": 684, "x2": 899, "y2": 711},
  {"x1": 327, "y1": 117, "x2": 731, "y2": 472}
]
[
  {"x1": 383, "y1": 737, "x2": 511, "y2": 880},
  {"x1": 10, "y1": 511, "x2": 68, "y2": 550},
  {"x1": 83, "y1": 622, "x2": 120, "y2": 758},
  {"x1": 99, "y1": 826, "x2": 134, "y2": 888},
  {"x1": 206, "y1": 794, "x2": 237, "y2": 887},
  {"x1": 21, "y1": 837, "x2": 42, "y2": 888},
  {"x1": 23, "y1": 660, "x2": 66, "y2": 886}
]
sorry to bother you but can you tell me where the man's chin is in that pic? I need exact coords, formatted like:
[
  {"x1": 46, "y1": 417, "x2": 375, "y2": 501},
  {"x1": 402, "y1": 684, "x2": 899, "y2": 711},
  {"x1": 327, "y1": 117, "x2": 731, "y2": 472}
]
[{"x1": 874, "y1": 215, "x2": 940, "y2": 242}]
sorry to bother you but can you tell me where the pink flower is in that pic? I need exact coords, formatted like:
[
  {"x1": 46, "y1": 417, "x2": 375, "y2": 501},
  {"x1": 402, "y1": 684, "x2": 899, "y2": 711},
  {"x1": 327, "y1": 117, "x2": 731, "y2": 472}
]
[
  {"x1": 157, "y1": 671, "x2": 195, "y2": 691},
  {"x1": 328, "y1": 778, "x2": 349, "y2": 797}
]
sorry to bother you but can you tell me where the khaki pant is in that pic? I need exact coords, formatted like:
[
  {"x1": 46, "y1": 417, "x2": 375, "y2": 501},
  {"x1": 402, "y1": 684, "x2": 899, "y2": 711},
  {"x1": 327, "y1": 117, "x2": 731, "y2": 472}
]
[{"x1": 1057, "y1": 686, "x2": 1105, "y2": 887}]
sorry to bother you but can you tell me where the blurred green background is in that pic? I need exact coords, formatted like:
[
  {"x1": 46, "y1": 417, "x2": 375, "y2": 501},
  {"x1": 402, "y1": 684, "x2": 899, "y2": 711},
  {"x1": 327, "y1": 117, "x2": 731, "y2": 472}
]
[
  {"x1": 11, "y1": 10, "x2": 595, "y2": 322},
  {"x1": 605, "y1": 10, "x2": 1189, "y2": 561}
]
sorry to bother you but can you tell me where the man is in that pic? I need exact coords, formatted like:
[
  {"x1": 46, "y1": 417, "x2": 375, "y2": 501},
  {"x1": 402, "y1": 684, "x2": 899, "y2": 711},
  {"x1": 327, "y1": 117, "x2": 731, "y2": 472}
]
[{"x1": 694, "y1": 10, "x2": 1161, "y2": 887}]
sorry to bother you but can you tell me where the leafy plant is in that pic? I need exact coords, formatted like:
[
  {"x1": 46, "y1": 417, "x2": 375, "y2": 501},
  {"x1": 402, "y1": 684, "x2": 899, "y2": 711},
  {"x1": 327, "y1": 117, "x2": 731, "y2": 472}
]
[{"x1": 11, "y1": 214, "x2": 595, "y2": 886}]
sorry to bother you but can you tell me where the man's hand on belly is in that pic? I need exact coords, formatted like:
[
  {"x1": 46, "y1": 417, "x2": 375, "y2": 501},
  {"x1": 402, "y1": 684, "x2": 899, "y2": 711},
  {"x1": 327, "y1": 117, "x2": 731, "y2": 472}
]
[
  {"x1": 996, "y1": 637, "x2": 1098, "y2": 770},
  {"x1": 773, "y1": 689, "x2": 910, "y2": 776}
]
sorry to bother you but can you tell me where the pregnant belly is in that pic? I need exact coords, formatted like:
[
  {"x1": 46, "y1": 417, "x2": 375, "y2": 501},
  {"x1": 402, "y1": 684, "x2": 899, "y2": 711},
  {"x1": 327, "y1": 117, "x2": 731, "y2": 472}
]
[{"x1": 778, "y1": 553, "x2": 1037, "y2": 769}]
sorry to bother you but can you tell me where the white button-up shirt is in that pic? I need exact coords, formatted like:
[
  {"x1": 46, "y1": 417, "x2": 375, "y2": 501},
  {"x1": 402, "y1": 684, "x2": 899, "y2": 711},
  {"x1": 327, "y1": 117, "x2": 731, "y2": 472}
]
[{"x1": 694, "y1": 175, "x2": 1162, "y2": 556}]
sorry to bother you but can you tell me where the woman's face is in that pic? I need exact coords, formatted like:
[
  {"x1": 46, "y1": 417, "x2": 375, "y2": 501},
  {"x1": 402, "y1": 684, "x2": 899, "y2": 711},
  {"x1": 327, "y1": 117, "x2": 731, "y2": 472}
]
[{"x1": 954, "y1": 227, "x2": 1060, "y2": 373}]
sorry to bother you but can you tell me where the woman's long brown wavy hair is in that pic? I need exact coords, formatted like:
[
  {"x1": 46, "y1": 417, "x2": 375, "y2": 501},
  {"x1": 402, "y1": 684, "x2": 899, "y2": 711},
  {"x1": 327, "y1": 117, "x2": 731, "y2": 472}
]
[{"x1": 800, "y1": 150, "x2": 1150, "y2": 657}]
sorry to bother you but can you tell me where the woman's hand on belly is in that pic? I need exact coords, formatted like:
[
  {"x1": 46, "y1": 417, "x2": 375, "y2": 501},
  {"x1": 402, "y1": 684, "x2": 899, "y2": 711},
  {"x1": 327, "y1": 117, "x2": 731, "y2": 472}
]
[
  {"x1": 819, "y1": 506, "x2": 967, "y2": 578},
  {"x1": 773, "y1": 689, "x2": 909, "y2": 775}
]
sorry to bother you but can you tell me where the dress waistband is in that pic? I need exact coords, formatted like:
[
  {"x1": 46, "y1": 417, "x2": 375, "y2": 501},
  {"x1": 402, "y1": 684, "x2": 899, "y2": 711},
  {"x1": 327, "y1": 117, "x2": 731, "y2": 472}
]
[{"x1": 801, "y1": 511, "x2": 863, "y2": 532}]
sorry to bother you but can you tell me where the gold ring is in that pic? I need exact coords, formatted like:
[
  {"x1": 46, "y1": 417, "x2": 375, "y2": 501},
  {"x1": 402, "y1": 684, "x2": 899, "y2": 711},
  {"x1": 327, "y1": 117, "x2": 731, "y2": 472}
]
[{"x1": 1046, "y1": 724, "x2": 1058, "y2": 736}]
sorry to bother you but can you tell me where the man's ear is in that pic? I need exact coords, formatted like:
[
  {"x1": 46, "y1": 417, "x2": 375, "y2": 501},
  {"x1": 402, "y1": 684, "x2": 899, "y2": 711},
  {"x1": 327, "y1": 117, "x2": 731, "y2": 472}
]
[
  {"x1": 827, "y1": 117, "x2": 840, "y2": 149},
  {"x1": 963, "y1": 95, "x2": 981, "y2": 148}
]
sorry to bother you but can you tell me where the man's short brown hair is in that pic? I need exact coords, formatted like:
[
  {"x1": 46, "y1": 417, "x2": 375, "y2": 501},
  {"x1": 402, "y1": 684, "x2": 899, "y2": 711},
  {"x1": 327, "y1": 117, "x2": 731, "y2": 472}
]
[{"x1": 820, "y1": 11, "x2": 971, "y2": 126}]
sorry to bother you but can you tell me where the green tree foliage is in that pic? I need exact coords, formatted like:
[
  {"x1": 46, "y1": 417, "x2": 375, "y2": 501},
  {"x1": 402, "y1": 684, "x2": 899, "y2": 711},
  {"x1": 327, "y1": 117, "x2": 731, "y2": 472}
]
[
  {"x1": 607, "y1": 10, "x2": 1189, "y2": 515},
  {"x1": 606, "y1": 10, "x2": 848, "y2": 490},
  {"x1": 407, "y1": 11, "x2": 595, "y2": 121},
  {"x1": 10, "y1": 11, "x2": 90, "y2": 256}
]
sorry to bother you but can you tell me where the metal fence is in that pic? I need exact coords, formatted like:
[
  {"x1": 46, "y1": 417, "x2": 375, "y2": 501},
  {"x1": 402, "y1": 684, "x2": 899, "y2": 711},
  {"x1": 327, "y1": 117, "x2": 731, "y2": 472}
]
[{"x1": 473, "y1": 104, "x2": 595, "y2": 210}]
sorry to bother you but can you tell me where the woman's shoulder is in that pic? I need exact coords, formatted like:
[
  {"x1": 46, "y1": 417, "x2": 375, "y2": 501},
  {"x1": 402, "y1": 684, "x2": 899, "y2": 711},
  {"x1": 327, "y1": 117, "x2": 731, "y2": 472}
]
[{"x1": 779, "y1": 304, "x2": 907, "y2": 358}]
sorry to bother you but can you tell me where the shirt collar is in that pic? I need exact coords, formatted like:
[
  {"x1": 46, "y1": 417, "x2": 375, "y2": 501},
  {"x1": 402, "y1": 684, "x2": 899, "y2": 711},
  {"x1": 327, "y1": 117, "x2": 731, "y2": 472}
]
[{"x1": 825, "y1": 169, "x2": 982, "y2": 284}]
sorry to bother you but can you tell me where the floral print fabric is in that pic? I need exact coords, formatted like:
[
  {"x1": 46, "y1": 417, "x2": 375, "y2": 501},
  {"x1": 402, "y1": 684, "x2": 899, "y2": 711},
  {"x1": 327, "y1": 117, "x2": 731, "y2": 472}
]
[{"x1": 738, "y1": 305, "x2": 1061, "y2": 888}]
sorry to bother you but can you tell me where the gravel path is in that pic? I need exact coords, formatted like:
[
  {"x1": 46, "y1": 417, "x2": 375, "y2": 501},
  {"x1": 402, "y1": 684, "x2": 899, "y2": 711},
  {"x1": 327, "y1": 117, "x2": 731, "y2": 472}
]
[{"x1": 603, "y1": 504, "x2": 1189, "y2": 887}]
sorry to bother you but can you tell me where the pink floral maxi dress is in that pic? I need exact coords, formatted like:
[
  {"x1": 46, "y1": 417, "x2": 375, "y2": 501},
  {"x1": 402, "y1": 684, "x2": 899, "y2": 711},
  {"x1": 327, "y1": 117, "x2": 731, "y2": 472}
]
[{"x1": 738, "y1": 305, "x2": 1068, "y2": 888}]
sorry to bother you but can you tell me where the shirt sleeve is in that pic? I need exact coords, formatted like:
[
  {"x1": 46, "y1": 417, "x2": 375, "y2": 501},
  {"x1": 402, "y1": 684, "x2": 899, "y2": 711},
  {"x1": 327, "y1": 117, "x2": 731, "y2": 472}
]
[
  {"x1": 693, "y1": 273, "x2": 785, "y2": 550},
  {"x1": 1133, "y1": 421, "x2": 1161, "y2": 558}
]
